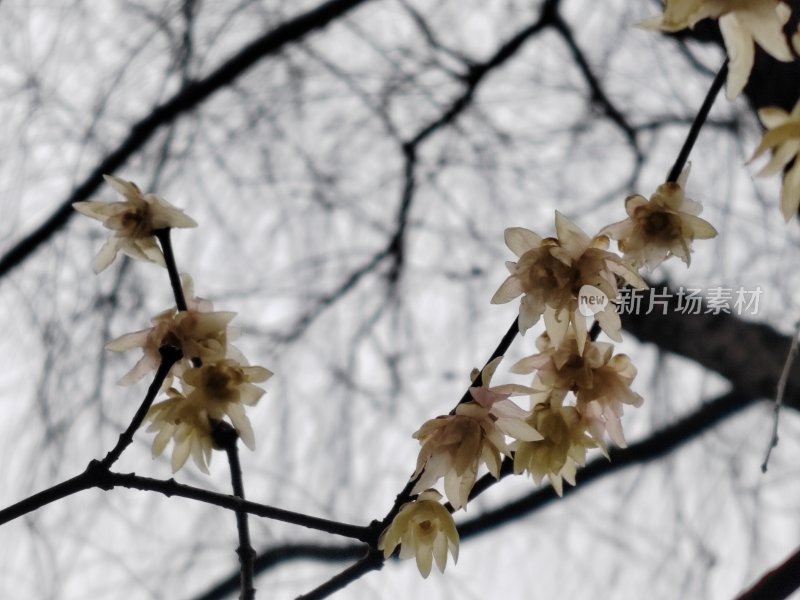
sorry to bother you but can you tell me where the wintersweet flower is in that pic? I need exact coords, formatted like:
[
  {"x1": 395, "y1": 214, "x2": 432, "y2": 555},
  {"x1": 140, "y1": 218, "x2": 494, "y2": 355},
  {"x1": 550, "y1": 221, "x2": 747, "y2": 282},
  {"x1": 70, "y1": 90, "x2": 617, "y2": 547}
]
[
  {"x1": 146, "y1": 387, "x2": 214, "y2": 473},
  {"x1": 751, "y1": 100, "x2": 800, "y2": 220},
  {"x1": 642, "y1": 0, "x2": 792, "y2": 99},
  {"x1": 512, "y1": 329, "x2": 643, "y2": 447},
  {"x1": 468, "y1": 357, "x2": 541, "y2": 439},
  {"x1": 183, "y1": 359, "x2": 272, "y2": 449},
  {"x1": 411, "y1": 404, "x2": 505, "y2": 510},
  {"x1": 107, "y1": 305, "x2": 236, "y2": 385},
  {"x1": 512, "y1": 395, "x2": 595, "y2": 496},
  {"x1": 378, "y1": 489, "x2": 459, "y2": 578},
  {"x1": 409, "y1": 359, "x2": 541, "y2": 510},
  {"x1": 492, "y1": 212, "x2": 646, "y2": 348},
  {"x1": 73, "y1": 175, "x2": 197, "y2": 272},
  {"x1": 601, "y1": 168, "x2": 717, "y2": 269},
  {"x1": 573, "y1": 350, "x2": 642, "y2": 448}
]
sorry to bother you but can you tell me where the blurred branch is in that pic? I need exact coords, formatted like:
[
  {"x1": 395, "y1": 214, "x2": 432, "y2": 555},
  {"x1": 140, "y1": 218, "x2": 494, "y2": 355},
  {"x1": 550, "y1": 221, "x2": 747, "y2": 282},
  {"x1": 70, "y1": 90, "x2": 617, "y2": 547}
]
[
  {"x1": 193, "y1": 543, "x2": 367, "y2": 600},
  {"x1": 620, "y1": 282, "x2": 799, "y2": 404},
  {"x1": 551, "y1": 12, "x2": 640, "y2": 159},
  {"x1": 282, "y1": 0, "x2": 561, "y2": 342},
  {"x1": 296, "y1": 549, "x2": 384, "y2": 600},
  {"x1": 0, "y1": 0, "x2": 374, "y2": 283},
  {"x1": 762, "y1": 319, "x2": 800, "y2": 471},
  {"x1": 735, "y1": 545, "x2": 800, "y2": 600}
]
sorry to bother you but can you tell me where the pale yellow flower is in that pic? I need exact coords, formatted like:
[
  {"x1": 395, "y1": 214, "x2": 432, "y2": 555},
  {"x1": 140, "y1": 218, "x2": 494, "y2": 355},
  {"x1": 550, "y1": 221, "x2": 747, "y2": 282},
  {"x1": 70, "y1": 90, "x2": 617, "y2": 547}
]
[
  {"x1": 751, "y1": 99, "x2": 800, "y2": 220},
  {"x1": 107, "y1": 305, "x2": 236, "y2": 385},
  {"x1": 512, "y1": 329, "x2": 643, "y2": 447},
  {"x1": 642, "y1": 0, "x2": 793, "y2": 99},
  {"x1": 73, "y1": 175, "x2": 197, "y2": 272},
  {"x1": 411, "y1": 404, "x2": 506, "y2": 510},
  {"x1": 601, "y1": 168, "x2": 717, "y2": 269},
  {"x1": 467, "y1": 357, "x2": 541, "y2": 440},
  {"x1": 512, "y1": 395, "x2": 595, "y2": 496},
  {"x1": 146, "y1": 387, "x2": 214, "y2": 473},
  {"x1": 411, "y1": 368, "x2": 541, "y2": 510},
  {"x1": 378, "y1": 489, "x2": 459, "y2": 578},
  {"x1": 183, "y1": 359, "x2": 272, "y2": 449},
  {"x1": 492, "y1": 212, "x2": 646, "y2": 348}
]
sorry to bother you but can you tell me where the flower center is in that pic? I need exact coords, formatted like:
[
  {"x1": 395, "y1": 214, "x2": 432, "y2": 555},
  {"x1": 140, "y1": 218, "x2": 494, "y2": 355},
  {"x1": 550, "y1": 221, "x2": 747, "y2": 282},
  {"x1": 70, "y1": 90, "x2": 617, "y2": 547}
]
[{"x1": 640, "y1": 210, "x2": 680, "y2": 241}]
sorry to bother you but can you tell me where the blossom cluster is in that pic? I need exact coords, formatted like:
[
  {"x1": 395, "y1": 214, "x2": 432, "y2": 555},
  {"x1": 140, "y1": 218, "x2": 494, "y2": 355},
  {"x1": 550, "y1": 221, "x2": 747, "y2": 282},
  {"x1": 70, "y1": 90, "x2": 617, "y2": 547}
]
[
  {"x1": 644, "y1": 1, "x2": 800, "y2": 221},
  {"x1": 75, "y1": 175, "x2": 271, "y2": 473},
  {"x1": 380, "y1": 170, "x2": 717, "y2": 577}
]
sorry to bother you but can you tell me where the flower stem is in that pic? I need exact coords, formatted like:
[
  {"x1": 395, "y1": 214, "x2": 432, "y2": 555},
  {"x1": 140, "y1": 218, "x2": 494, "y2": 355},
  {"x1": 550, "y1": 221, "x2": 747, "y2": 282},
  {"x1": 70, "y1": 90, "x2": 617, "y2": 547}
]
[
  {"x1": 666, "y1": 59, "x2": 728, "y2": 183},
  {"x1": 154, "y1": 228, "x2": 188, "y2": 312}
]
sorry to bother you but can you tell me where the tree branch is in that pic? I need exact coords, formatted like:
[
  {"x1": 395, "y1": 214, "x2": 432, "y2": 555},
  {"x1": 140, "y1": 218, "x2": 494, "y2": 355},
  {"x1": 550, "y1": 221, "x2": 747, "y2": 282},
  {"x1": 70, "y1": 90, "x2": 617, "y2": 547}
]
[
  {"x1": 101, "y1": 471, "x2": 371, "y2": 542},
  {"x1": 735, "y1": 544, "x2": 800, "y2": 600},
  {"x1": 193, "y1": 543, "x2": 367, "y2": 600},
  {"x1": 100, "y1": 345, "x2": 182, "y2": 469},
  {"x1": 214, "y1": 422, "x2": 256, "y2": 600},
  {"x1": 666, "y1": 60, "x2": 728, "y2": 182},
  {"x1": 296, "y1": 549, "x2": 384, "y2": 600}
]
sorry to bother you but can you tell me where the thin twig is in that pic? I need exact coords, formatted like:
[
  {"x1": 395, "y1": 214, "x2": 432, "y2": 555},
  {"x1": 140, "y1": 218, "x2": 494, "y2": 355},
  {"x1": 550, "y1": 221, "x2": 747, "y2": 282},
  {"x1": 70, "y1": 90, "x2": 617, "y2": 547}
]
[
  {"x1": 666, "y1": 59, "x2": 728, "y2": 182},
  {"x1": 761, "y1": 319, "x2": 800, "y2": 472},
  {"x1": 154, "y1": 228, "x2": 188, "y2": 312},
  {"x1": 214, "y1": 422, "x2": 256, "y2": 600},
  {"x1": 193, "y1": 544, "x2": 368, "y2": 600},
  {"x1": 0, "y1": 347, "x2": 181, "y2": 525},
  {"x1": 100, "y1": 344, "x2": 182, "y2": 469},
  {"x1": 0, "y1": 459, "x2": 371, "y2": 541},
  {"x1": 103, "y1": 471, "x2": 371, "y2": 540},
  {"x1": 295, "y1": 550, "x2": 384, "y2": 600}
]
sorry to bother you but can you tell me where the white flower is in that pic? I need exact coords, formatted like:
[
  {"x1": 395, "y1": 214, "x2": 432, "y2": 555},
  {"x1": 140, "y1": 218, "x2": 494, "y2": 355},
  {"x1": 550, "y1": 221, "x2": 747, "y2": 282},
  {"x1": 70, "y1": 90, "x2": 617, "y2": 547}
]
[
  {"x1": 378, "y1": 489, "x2": 459, "y2": 578},
  {"x1": 410, "y1": 360, "x2": 540, "y2": 510},
  {"x1": 601, "y1": 168, "x2": 717, "y2": 269},
  {"x1": 512, "y1": 394, "x2": 595, "y2": 496},
  {"x1": 146, "y1": 387, "x2": 214, "y2": 473},
  {"x1": 492, "y1": 212, "x2": 646, "y2": 348},
  {"x1": 182, "y1": 358, "x2": 272, "y2": 449},
  {"x1": 411, "y1": 404, "x2": 506, "y2": 510},
  {"x1": 512, "y1": 329, "x2": 643, "y2": 448},
  {"x1": 751, "y1": 99, "x2": 800, "y2": 221},
  {"x1": 642, "y1": 0, "x2": 793, "y2": 99},
  {"x1": 73, "y1": 174, "x2": 197, "y2": 272},
  {"x1": 468, "y1": 357, "x2": 542, "y2": 440},
  {"x1": 107, "y1": 306, "x2": 236, "y2": 385}
]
